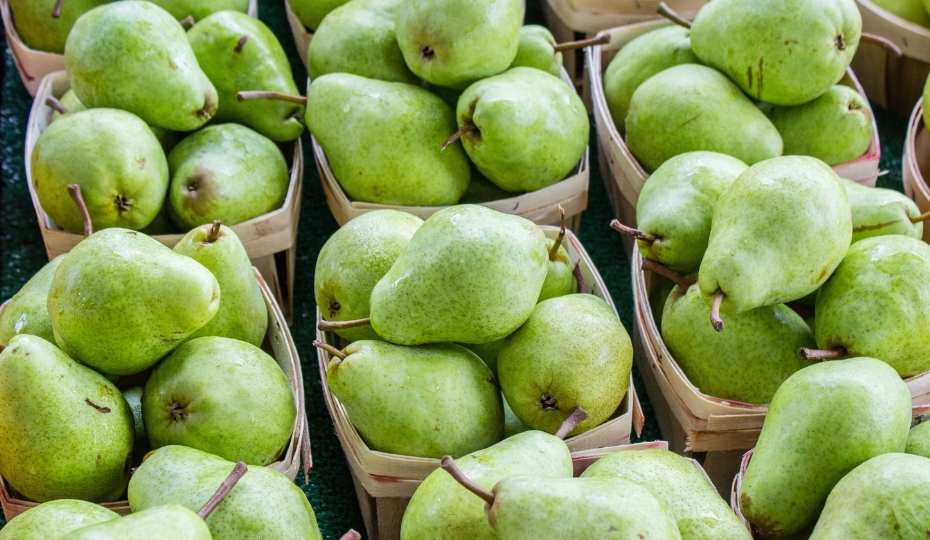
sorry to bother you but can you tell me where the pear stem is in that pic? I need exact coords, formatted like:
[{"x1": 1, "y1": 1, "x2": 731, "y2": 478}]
[
  {"x1": 656, "y1": 2, "x2": 691, "y2": 29},
  {"x1": 572, "y1": 259, "x2": 589, "y2": 294},
  {"x1": 207, "y1": 220, "x2": 222, "y2": 243},
  {"x1": 51, "y1": 0, "x2": 64, "y2": 18},
  {"x1": 312, "y1": 340, "x2": 347, "y2": 360},
  {"x1": 552, "y1": 34, "x2": 610, "y2": 53},
  {"x1": 234, "y1": 36, "x2": 248, "y2": 53},
  {"x1": 442, "y1": 122, "x2": 476, "y2": 151},
  {"x1": 609, "y1": 220, "x2": 656, "y2": 244},
  {"x1": 236, "y1": 91, "x2": 308, "y2": 105},
  {"x1": 554, "y1": 406, "x2": 588, "y2": 439},
  {"x1": 860, "y1": 32, "x2": 902, "y2": 57},
  {"x1": 317, "y1": 318, "x2": 371, "y2": 332},
  {"x1": 440, "y1": 456, "x2": 495, "y2": 505},
  {"x1": 0, "y1": 343, "x2": 5, "y2": 353},
  {"x1": 798, "y1": 347, "x2": 846, "y2": 361},
  {"x1": 549, "y1": 206, "x2": 566, "y2": 261},
  {"x1": 197, "y1": 462, "x2": 247, "y2": 520},
  {"x1": 911, "y1": 210, "x2": 930, "y2": 224},
  {"x1": 179, "y1": 15, "x2": 195, "y2": 29},
  {"x1": 45, "y1": 96, "x2": 68, "y2": 115},
  {"x1": 710, "y1": 289, "x2": 725, "y2": 332},
  {"x1": 67, "y1": 184, "x2": 93, "y2": 237},
  {"x1": 339, "y1": 531, "x2": 361, "y2": 540},
  {"x1": 640, "y1": 259, "x2": 693, "y2": 290}
]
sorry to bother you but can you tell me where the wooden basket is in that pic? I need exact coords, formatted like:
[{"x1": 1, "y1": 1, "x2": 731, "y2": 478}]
[
  {"x1": 850, "y1": 0, "x2": 930, "y2": 118},
  {"x1": 284, "y1": 0, "x2": 312, "y2": 67},
  {"x1": 315, "y1": 226, "x2": 644, "y2": 540},
  {"x1": 0, "y1": 0, "x2": 258, "y2": 96},
  {"x1": 588, "y1": 20, "x2": 883, "y2": 234},
  {"x1": 314, "y1": 68, "x2": 590, "y2": 232},
  {"x1": 903, "y1": 99, "x2": 930, "y2": 243},
  {"x1": 0, "y1": 267, "x2": 309, "y2": 520},
  {"x1": 25, "y1": 71, "x2": 302, "y2": 321}
]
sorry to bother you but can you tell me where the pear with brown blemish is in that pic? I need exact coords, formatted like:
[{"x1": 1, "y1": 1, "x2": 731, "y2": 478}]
[
  {"x1": 842, "y1": 179, "x2": 925, "y2": 243},
  {"x1": 167, "y1": 124, "x2": 289, "y2": 230},
  {"x1": 0, "y1": 335, "x2": 134, "y2": 503}
]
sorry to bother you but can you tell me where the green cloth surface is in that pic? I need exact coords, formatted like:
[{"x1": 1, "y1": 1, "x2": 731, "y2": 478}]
[{"x1": 0, "y1": 1, "x2": 911, "y2": 537}]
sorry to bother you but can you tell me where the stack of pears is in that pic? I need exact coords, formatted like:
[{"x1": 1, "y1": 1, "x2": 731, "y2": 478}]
[
  {"x1": 604, "y1": 0, "x2": 875, "y2": 172},
  {"x1": 32, "y1": 1, "x2": 300, "y2": 237},
  {"x1": 284, "y1": 0, "x2": 591, "y2": 206},
  {"x1": 314, "y1": 205, "x2": 633, "y2": 459}
]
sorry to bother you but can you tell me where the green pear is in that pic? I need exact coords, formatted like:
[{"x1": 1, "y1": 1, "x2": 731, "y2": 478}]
[
  {"x1": 65, "y1": 1, "x2": 218, "y2": 131},
  {"x1": 648, "y1": 275, "x2": 676, "y2": 334},
  {"x1": 581, "y1": 449, "x2": 751, "y2": 540},
  {"x1": 632, "y1": 151, "x2": 748, "y2": 275},
  {"x1": 459, "y1": 168, "x2": 517, "y2": 202},
  {"x1": 48, "y1": 228, "x2": 220, "y2": 376},
  {"x1": 766, "y1": 86, "x2": 873, "y2": 165},
  {"x1": 498, "y1": 294, "x2": 632, "y2": 436},
  {"x1": 0, "y1": 335, "x2": 134, "y2": 502},
  {"x1": 129, "y1": 446, "x2": 322, "y2": 540},
  {"x1": 842, "y1": 179, "x2": 924, "y2": 243},
  {"x1": 188, "y1": 12, "x2": 304, "y2": 142},
  {"x1": 122, "y1": 386, "x2": 149, "y2": 466},
  {"x1": 143, "y1": 337, "x2": 295, "y2": 466},
  {"x1": 308, "y1": 0, "x2": 419, "y2": 84},
  {"x1": 906, "y1": 422, "x2": 930, "y2": 458},
  {"x1": 626, "y1": 64, "x2": 783, "y2": 171},
  {"x1": 8, "y1": 0, "x2": 111, "y2": 53},
  {"x1": 167, "y1": 124, "x2": 289, "y2": 230},
  {"x1": 809, "y1": 453, "x2": 930, "y2": 539},
  {"x1": 401, "y1": 430, "x2": 572, "y2": 539},
  {"x1": 603, "y1": 25, "x2": 698, "y2": 133},
  {"x1": 508, "y1": 25, "x2": 561, "y2": 76},
  {"x1": 739, "y1": 358, "x2": 912, "y2": 537},
  {"x1": 146, "y1": 0, "x2": 249, "y2": 21},
  {"x1": 463, "y1": 338, "x2": 505, "y2": 375},
  {"x1": 305, "y1": 73, "x2": 470, "y2": 205},
  {"x1": 32, "y1": 109, "x2": 169, "y2": 234},
  {"x1": 0, "y1": 256, "x2": 63, "y2": 345},
  {"x1": 368, "y1": 205, "x2": 548, "y2": 344},
  {"x1": 315, "y1": 210, "x2": 423, "y2": 342},
  {"x1": 699, "y1": 156, "x2": 851, "y2": 318},
  {"x1": 323, "y1": 340, "x2": 503, "y2": 457},
  {"x1": 690, "y1": 0, "x2": 862, "y2": 105},
  {"x1": 873, "y1": 0, "x2": 930, "y2": 26},
  {"x1": 811, "y1": 235, "x2": 930, "y2": 377},
  {"x1": 537, "y1": 225, "x2": 576, "y2": 303},
  {"x1": 289, "y1": 0, "x2": 350, "y2": 30},
  {"x1": 662, "y1": 283, "x2": 815, "y2": 405},
  {"x1": 454, "y1": 67, "x2": 589, "y2": 192},
  {"x1": 395, "y1": 0, "x2": 522, "y2": 89},
  {"x1": 0, "y1": 500, "x2": 119, "y2": 540},
  {"x1": 174, "y1": 223, "x2": 267, "y2": 346}
]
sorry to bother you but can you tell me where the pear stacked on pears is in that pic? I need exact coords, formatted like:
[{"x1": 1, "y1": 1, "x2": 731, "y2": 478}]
[{"x1": 0, "y1": 500, "x2": 120, "y2": 540}]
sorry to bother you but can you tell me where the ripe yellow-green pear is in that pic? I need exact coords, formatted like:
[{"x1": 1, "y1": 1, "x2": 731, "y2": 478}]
[
  {"x1": 0, "y1": 256, "x2": 63, "y2": 345},
  {"x1": 0, "y1": 500, "x2": 119, "y2": 540},
  {"x1": 842, "y1": 179, "x2": 924, "y2": 243},
  {"x1": 8, "y1": 0, "x2": 111, "y2": 53}
]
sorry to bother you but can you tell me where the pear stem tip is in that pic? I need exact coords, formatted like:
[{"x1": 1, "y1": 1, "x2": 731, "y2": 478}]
[
  {"x1": 798, "y1": 347, "x2": 846, "y2": 361},
  {"x1": 339, "y1": 531, "x2": 362, "y2": 540},
  {"x1": 51, "y1": 0, "x2": 64, "y2": 18},
  {"x1": 45, "y1": 96, "x2": 68, "y2": 115},
  {"x1": 179, "y1": 15, "x2": 195, "y2": 29},
  {"x1": 552, "y1": 34, "x2": 610, "y2": 53},
  {"x1": 312, "y1": 340, "x2": 347, "y2": 360},
  {"x1": 234, "y1": 35, "x2": 248, "y2": 53},
  {"x1": 555, "y1": 406, "x2": 588, "y2": 439},
  {"x1": 440, "y1": 456, "x2": 495, "y2": 505},
  {"x1": 236, "y1": 90, "x2": 308, "y2": 105},
  {"x1": 710, "y1": 290, "x2": 725, "y2": 332},
  {"x1": 317, "y1": 318, "x2": 371, "y2": 332},
  {"x1": 572, "y1": 259, "x2": 590, "y2": 294},
  {"x1": 442, "y1": 122, "x2": 476, "y2": 151},
  {"x1": 67, "y1": 184, "x2": 93, "y2": 237},
  {"x1": 656, "y1": 2, "x2": 691, "y2": 29},
  {"x1": 207, "y1": 220, "x2": 222, "y2": 243},
  {"x1": 609, "y1": 220, "x2": 656, "y2": 243},
  {"x1": 197, "y1": 462, "x2": 247, "y2": 520},
  {"x1": 859, "y1": 32, "x2": 902, "y2": 57},
  {"x1": 640, "y1": 258, "x2": 693, "y2": 290},
  {"x1": 549, "y1": 206, "x2": 566, "y2": 261}
]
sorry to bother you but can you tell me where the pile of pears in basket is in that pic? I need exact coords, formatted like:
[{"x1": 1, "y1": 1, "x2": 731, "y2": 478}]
[{"x1": 0, "y1": 211, "x2": 321, "y2": 539}]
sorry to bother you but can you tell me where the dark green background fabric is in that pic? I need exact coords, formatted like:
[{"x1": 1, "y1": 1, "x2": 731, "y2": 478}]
[{"x1": 0, "y1": 1, "x2": 910, "y2": 537}]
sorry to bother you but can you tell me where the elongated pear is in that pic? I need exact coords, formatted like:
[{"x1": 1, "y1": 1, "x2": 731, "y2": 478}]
[
  {"x1": 174, "y1": 223, "x2": 267, "y2": 346},
  {"x1": 188, "y1": 12, "x2": 304, "y2": 142},
  {"x1": 581, "y1": 449, "x2": 751, "y2": 540},
  {"x1": 323, "y1": 340, "x2": 503, "y2": 458},
  {"x1": 9, "y1": 0, "x2": 112, "y2": 53},
  {"x1": 65, "y1": 1, "x2": 218, "y2": 131},
  {"x1": 0, "y1": 256, "x2": 63, "y2": 345},
  {"x1": 699, "y1": 157, "x2": 851, "y2": 319},
  {"x1": 0, "y1": 500, "x2": 119, "y2": 540},
  {"x1": 369, "y1": 205, "x2": 548, "y2": 345},
  {"x1": 147, "y1": 0, "x2": 249, "y2": 21},
  {"x1": 48, "y1": 229, "x2": 220, "y2": 376},
  {"x1": 843, "y1": 179, "x2": 924, "y2": 243},
  {"x1": 739, "y1": 358, "x2": 912, "y2": 537},
  {"x1": 0, "y1": 335, "x2": 134, "y2": 503}
]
